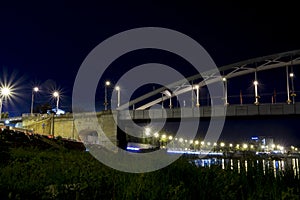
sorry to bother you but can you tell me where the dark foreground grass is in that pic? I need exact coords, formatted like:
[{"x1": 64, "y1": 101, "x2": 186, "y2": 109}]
[{"x1": 0, "y1": 146, "x2": 299, "y2": 200}]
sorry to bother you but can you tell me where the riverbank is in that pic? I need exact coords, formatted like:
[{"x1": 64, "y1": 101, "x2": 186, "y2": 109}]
[{"x1": 1, "y1": 145, "x2": 300, "y2": 199}]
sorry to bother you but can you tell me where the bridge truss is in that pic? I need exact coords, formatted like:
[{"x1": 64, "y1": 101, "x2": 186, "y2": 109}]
[{"x1": 118, "y1": 49, "x2": 300, "y2": 110}]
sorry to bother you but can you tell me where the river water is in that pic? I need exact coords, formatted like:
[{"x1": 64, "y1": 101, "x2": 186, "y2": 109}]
[{"x1": 192, "y1": 157, "x2": 300, "y2": 178}]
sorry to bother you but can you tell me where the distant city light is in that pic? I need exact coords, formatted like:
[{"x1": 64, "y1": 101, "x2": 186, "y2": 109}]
[
  {"x1": 145, "y1": 127, "x2": 151, "y2": 136},
  {"x1": 251, "y1": 136, "x2": 259, "y2": 140}
]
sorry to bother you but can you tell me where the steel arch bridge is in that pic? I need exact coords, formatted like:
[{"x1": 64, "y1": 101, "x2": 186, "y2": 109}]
[{"x1": 118, "y1": 49, "x2": 300, "y2": 111}]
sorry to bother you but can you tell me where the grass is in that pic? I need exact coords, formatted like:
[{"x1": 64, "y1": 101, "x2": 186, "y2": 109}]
[{"x1": 0, "y1": 144, "x2": 300, "y2": 199}]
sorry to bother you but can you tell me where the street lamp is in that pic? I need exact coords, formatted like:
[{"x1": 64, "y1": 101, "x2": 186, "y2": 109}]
[
  {"x1": 286, "y1": 66, "x2": 291, "y2": 104},
  {"x1": 53, "y1": 91, "x2": 59, "y2": 113},
  {"x1": 104, "y1": 81, "x2": 110, "y2": 110},
  {"x1": 195, "y1": 85, "x2": 200, "y2": 107},
  {"x1": 31, "y1": 87, "x2": 39, "y2": 115},
  {"x1": 115, "y1": 86, "x2": 120, "y2": 108},
  {"x1": 253, "y1": 71, "x2": 259, "y2": 105},
  {"x1": 253, "y1": 80, "x2": 259, "y2": 105},
  {"x1": 162, "y1": 90, "x2": 172, "y2": 109},
  {"x1": 290, "y1": 71, "x2": 296, "y2": 104},
  {"x1": 0, "y1": 87, "x2": 11, "y2": 120},
  {"x1": 222, "y1": 77, "x2": 229, "y2": 105}
]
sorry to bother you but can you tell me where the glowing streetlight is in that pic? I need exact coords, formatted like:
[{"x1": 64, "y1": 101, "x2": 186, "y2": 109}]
[
  {"x1": 115, "y1": 86, "x2": 120, "y2": 108},
  {"x1": 1, "y1": 87, "x2": 11, "y2": 96},
  {"x1": 0, "y1": 87, "x2": 11, "y2": 120},
  {"x1": 222, "y1": 77, "x2": 229, "y2": 105},
  {"x1": 168, "y1": 136, "x2": 173, "y2": 140},
  {"x1": 53, "y1": 91, "x2": 59, "y2": 113},
  {"x1": 31, "y1": 87, "x2": 39, "y2": 115},
  {"x1": 242, "y1": 144, "x2": 248, "y2": 149},
  {"x1": 220, "y1": 142, "x2": 225, "y2": 147},
  {"x1": 290, "y1": 70, "x2": 296, "y2": 104},
  {"x1": 195, "y1": 84, "x2": 200, "y2": 107},
  {"x1": 253, "y1": 71, "x2": 259, "y2": 105},
  {"x1": 286, "y1": 66, "x2": 296, "y2": 104},
  {"x1": 154, "y1": 132, "x2": 159, "y2": 138},
  {"x1": 104, "y1": 81, "x2": 111, "y2": 110}
]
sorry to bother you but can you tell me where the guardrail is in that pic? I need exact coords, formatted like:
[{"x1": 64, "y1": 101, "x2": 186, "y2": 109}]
[{"x1": 118, "y1": 103, "x2": 300, "y2": 120}]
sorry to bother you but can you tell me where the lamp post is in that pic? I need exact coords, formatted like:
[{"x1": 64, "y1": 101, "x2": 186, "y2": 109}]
[
  {"x1": 222, "y1": 77, "x2": 228, "y2": 105},
  {"x1": 195, "y1": 84, "x2": 200, "y2": 107},
  {"x1": 53, "y1": 91, "x2": 59, "y2": 113},
  {"x1": 31, "y1": 87, "x2": 39, "y2": 115},
  {"x1": 290, "y1": 70, "x2": 295, "y2": 104},
  {"x1": 104, "y1": 81, "x2": 110, "y2": 110},
  {"x1": 115, "y1": 86, "x2": 120, "y2": 108},
  {"x1": 286, "y1": 66, "x2": 291, "y2": 104},
  {"x1": 0, "y1": 87, "x2": 11, "y2": 120},
  {"x1": 253, "y1": 71, "x2": 259, "y2": 105}
]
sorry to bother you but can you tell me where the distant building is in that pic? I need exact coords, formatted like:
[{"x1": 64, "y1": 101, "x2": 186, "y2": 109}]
[{"x1": 251, "y1": 135, "x2": 274, "y2": 150}]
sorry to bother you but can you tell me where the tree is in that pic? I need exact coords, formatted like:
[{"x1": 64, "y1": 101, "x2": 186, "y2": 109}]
[
  {"x1": 34, "y1": 103, "x2": 52, "y2": 114},
  {"x1": 0, "y1": 112, "x2": 9, "y2": 119}
]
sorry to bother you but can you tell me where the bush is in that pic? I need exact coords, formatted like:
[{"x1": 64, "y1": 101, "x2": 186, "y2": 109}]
[{"x1": 0, "y1": 147, "x2": 299, "y2": 199}]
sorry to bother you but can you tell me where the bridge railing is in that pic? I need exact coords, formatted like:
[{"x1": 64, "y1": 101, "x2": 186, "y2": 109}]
[{"x1": 118, "y1": 102, "x2": 300, "y2": 120}]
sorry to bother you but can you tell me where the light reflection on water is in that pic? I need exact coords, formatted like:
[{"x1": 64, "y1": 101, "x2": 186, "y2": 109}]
[{"x1": 193, "y1": 158, "x2": 300, "y2": 178}]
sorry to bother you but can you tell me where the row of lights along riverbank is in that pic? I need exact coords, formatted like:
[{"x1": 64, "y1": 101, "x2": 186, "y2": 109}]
[{"x1": 128, "y1": 128, "x2": 299, "y2": 154}]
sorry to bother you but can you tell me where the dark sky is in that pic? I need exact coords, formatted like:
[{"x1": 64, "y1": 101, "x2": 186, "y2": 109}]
[{"x1": 1, "y1": 1, "x2": 300, "y2": 144}]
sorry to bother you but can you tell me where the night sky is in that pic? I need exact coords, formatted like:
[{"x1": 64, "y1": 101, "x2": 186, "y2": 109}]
[{"x1": 1, "y1": 1, "x2": 300, "y2": 144}]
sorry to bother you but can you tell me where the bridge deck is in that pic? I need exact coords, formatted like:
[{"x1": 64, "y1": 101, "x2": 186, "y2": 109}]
[{"x1": 118, "y1": 103, "x2": 300, "y2": 120}]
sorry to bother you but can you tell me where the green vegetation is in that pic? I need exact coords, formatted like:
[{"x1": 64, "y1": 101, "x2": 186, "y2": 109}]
[{"x1": 0, "y1": 145, "x2": 300, "y2": 200}]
